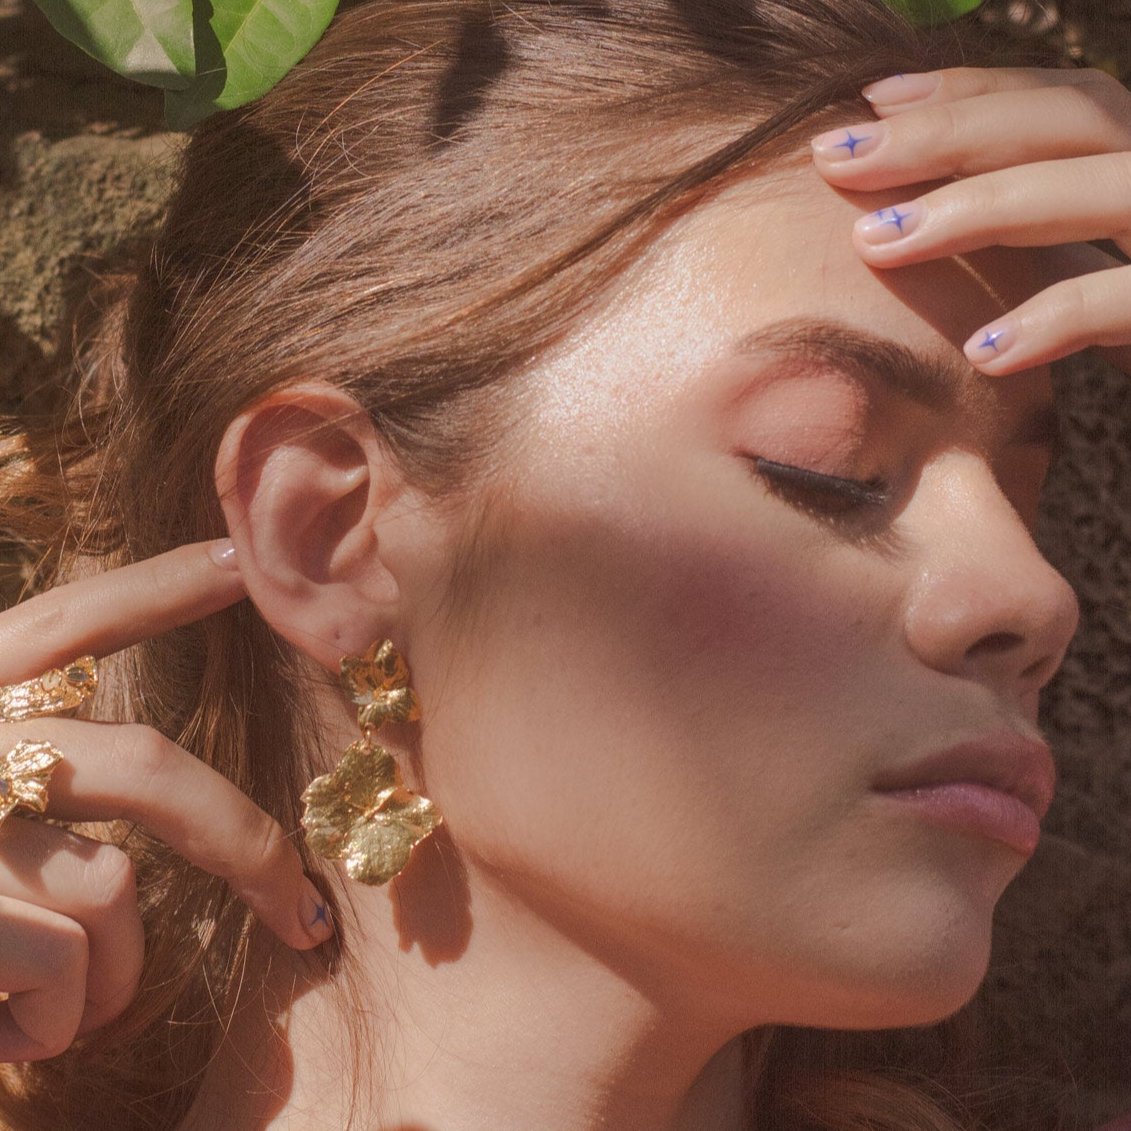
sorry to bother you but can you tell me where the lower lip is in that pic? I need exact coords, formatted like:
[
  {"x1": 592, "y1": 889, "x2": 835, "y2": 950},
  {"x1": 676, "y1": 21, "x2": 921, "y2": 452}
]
[{"x1": 874, "y1": 783, "x2": 1041, "y2": 857}]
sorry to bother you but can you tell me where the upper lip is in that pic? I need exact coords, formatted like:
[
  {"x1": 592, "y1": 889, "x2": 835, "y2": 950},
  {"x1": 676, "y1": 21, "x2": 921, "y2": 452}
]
[{"x1": 872, "y1": 731, "x2": 1057, "y2": 821}]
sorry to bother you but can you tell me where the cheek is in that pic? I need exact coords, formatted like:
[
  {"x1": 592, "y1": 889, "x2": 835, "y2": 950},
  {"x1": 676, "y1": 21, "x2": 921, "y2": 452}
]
[
  {"x1": 654, "y1": 511, "x2": 869, "y2": 709},
  {"x1": 417, "y1": 457, "x2": 899, "y2": 893},
  {"x1": 615, "y1": 455, "x2": 899, "y2": 707}
]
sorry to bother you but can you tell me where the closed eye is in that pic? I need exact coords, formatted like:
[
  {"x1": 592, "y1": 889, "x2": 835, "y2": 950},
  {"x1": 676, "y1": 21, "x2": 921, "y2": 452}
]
[{"x1": 751, "y1": 457, "x2": 892, "y2": 515}]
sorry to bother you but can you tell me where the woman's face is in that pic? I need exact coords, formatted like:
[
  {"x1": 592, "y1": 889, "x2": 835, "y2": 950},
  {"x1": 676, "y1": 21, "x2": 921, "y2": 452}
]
[{"x1": 403, "y1": 161, "x2": 1079, "y2": 1035}]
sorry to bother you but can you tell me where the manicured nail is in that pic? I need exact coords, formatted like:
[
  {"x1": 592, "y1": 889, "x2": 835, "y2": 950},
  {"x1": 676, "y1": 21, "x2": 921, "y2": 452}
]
[
  {"x1": 208, "y1": 538, "x2": 238, "y2": 569},
  {"x1": 811, "y1": 123, "x2": 885, "y2": 162},
  {"x1": 964, "y1": 321, "x2": 1017, "y2": 364},
  {"x1": 299, "y1": 877, "x2": 334, "y2": 943},
  {"x1": 862, "y1": 72, "x2": 940, "y2": 106},
  {"x1": 855, "y1": 203, "x2": 921, "y2": 245}
]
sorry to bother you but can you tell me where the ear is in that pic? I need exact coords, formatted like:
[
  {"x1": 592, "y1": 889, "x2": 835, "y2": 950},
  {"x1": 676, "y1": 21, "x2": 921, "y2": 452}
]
[{"x1": 215, "y1": 383, "x2": 410, "y2": 670}]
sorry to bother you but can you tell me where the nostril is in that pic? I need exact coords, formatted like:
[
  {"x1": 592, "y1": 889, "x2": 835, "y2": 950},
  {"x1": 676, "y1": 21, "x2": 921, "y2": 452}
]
[
  {"x1": 965, "y1": 631, "x2": 1025, "y2": 659},
  {"x1": 964, "y1": 631, "x2": 1063, "y2": 691}
]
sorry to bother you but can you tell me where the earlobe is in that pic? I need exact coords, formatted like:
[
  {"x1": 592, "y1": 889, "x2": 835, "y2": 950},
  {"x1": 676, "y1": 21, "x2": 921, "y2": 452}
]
[{"x1": 214, "y1": 384, "x2": 403, "y2": 670}]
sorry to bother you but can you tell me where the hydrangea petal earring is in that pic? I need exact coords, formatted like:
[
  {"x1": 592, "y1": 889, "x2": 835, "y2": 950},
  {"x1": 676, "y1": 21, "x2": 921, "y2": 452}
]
[{"x1": 302, "y1": 641, "x2": 442, "y2": 885}]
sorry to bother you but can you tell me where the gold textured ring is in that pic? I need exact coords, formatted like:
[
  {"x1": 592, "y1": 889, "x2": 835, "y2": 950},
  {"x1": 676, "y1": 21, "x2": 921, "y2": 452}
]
[
  {"x1": 0, "y1": 657, "x2": 96, "y2": 826},
  {"x1": 0, "y1": 739, "x2": 63, "y2": 824},
  {"x1": 0, "y1": 656, "x2": 98, "y2": 724}
]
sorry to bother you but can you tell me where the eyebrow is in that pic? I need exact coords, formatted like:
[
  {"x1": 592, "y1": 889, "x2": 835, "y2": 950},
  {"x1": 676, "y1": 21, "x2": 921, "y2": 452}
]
[{"x1": 724, "y1": 317, "x2": 977, "y2": 414}]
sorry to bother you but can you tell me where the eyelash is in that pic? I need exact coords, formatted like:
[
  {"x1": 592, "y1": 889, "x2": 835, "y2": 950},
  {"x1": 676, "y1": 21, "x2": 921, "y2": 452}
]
[{"x1": 751, "y1": 457, "x2": 892, "y2": 516}]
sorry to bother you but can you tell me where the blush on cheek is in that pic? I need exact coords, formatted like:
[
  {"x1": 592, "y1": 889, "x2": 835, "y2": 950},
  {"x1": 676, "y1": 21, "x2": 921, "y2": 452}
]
[{"x1": 651, "y1": 521, "x2": 867, "y2": 703}]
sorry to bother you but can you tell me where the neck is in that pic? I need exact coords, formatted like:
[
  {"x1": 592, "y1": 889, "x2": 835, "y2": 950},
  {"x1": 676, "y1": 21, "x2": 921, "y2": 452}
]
[{"x1": 183, "y1": 835, "x2": 761, "y2": 1131}]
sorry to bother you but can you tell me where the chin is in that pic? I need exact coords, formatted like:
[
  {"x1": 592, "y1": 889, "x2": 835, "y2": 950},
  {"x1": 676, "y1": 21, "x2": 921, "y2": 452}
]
[
  {"x1": 723, "y1": 891, "x2": 1000, "y2": 1033},
  {"x1": 817, "y1": 914, "x2": 996, "y2": 1031},
  {"x1": 770, "y1": 955, "x2": 990, "y2": 1034},
  {"x1": 858, "y1": 964, "x2": 989, "y2": 1030},
  {"x1": 824, "y1": 841, "x2": 1021, "y2": 1029}
]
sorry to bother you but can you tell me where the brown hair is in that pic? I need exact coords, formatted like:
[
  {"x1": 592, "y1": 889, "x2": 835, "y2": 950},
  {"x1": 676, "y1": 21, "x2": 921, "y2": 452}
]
[{"x1": 0, "y1": 1, "x2": 1035, "y2": 1127}]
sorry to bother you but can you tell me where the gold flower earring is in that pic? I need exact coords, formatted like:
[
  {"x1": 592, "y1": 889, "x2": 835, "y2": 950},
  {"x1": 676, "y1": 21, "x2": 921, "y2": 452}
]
[{"x1": 301, "y1": 641, "x2": 442, "y2": 885}]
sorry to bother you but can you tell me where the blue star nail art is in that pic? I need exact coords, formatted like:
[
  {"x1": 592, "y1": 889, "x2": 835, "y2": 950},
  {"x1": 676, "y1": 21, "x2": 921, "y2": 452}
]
[
  {"x1": 978, "y1": 329, "x2": 1006, "y2": 353},
  {"x1": 875, "y1": 206, "x2": 911, "y2": 234},
  {"x1": 834, "y1": 130, "x2": 870, "y2": 158},
  {"x1": 310, "y1": 901, "x2": 330, "y2": 928}
]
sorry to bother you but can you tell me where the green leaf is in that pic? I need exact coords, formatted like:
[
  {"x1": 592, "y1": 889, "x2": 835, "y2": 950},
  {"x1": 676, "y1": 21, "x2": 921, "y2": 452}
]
[
  {"x1": 165, "y1": 0, "x2": 339, "y2": 129},
  {"x1": 885, "y1": 0, "x2": 984, "y2": 25},
  {"x1": 31, "y1": 0, "x2": 196, "y2": 89}
]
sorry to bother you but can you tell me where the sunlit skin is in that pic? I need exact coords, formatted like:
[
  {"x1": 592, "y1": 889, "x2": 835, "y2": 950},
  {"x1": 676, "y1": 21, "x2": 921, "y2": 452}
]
[{"x1": 179, "y1": 159, "x2": 1078, "y2": 1131}]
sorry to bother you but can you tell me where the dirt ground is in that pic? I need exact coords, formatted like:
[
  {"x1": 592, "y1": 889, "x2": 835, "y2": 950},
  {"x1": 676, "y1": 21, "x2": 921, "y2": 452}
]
[
  {"x1": 2, "y1": 1, "x2": 1131, "y2": 1126},
  {"x1": 0, "y1": 0, "x2": 176, "y2": 411}
]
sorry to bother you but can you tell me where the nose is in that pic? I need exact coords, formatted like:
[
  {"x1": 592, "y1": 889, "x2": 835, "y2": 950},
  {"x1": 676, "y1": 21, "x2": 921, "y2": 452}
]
[{"x1": 903, "y1": 455, "x2": 1080, "y2": 700}]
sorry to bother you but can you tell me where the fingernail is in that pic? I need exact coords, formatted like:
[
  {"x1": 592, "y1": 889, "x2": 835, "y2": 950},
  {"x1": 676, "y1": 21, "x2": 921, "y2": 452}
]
[
  {"x1": 964, "y1": 321, "x2": 1017, "y2": 364},
  {"x1": 855, "y1": 203, "x2": 922, "y2": 245},
  {"x1": 299, "y1": 877, "x2": 334, "y2": 943},
  {"x1": 862, "y1": 72, "x2": 940, "y2": 106},
  {"x1": 811, "y1": 123, "x2": 885, "y2": 162},
  {"x1": 208, "y1": 538, "x2": 238, "y2": 570}
]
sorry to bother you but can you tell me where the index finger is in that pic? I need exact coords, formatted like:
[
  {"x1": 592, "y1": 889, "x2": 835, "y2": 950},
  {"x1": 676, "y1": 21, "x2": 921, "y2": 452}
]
[{"x1": 0, "y1": 540, "x2": 245, "y2": 684}]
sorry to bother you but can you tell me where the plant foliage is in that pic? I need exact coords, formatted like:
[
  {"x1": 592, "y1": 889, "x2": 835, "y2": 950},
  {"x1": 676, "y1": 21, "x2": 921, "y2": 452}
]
[
  {"x1": 31, "y1": 0, "x2": 339, "y2": 127},
  {"x1": 886, "y1": 0, "x2": 986, "y2": 24}
]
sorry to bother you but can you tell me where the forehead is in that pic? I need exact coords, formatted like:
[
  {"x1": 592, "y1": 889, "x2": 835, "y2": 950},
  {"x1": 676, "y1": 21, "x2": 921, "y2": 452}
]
[
  {"x1": 522, "y1": 160, "x2": 1051, "y2": 438},
  {"x1": 678, "y1": 162, "x2": 1029, "y2": 345}
]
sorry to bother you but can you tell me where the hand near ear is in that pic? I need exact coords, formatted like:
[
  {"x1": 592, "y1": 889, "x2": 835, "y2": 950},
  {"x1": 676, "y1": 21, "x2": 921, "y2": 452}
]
[
  {"x1": 0, "y1": 385, "x2": 454, "y2": 1062},
  {"x1": 0, "y1": 543, "x2": 334, "y2": 1063}
]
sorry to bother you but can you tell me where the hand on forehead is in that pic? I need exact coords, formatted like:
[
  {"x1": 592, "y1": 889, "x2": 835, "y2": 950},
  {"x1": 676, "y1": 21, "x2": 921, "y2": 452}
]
[{"x1": 811, "y1": 64, "x2": 1131, "y2": 377}]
